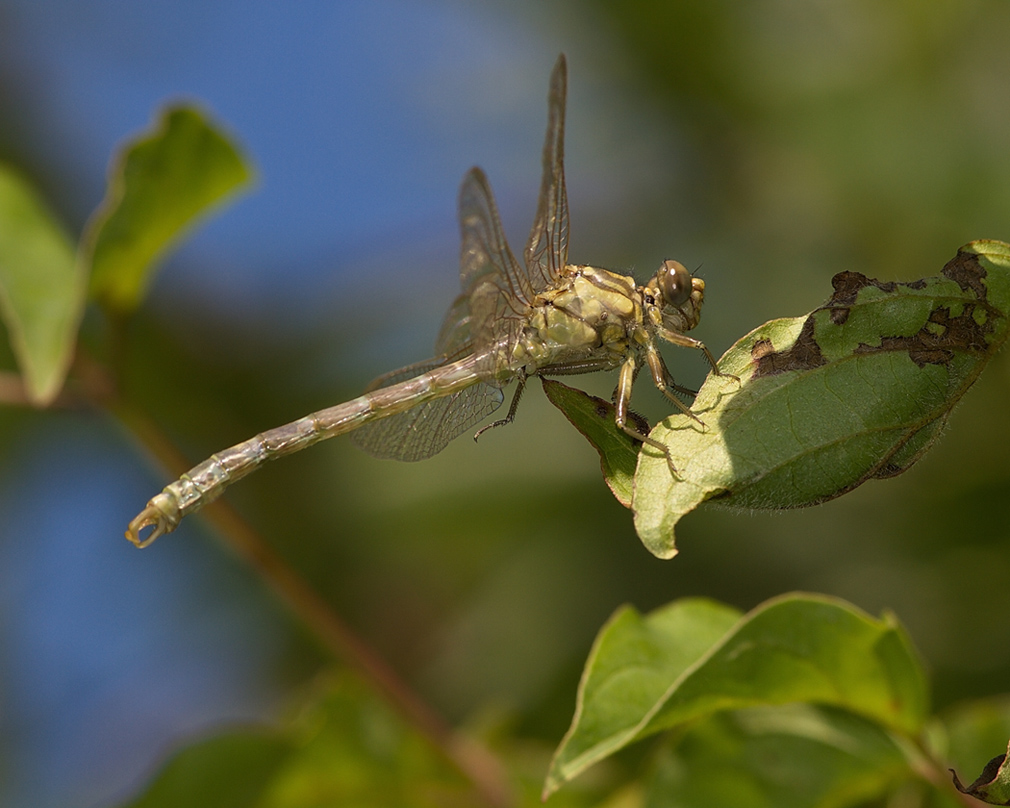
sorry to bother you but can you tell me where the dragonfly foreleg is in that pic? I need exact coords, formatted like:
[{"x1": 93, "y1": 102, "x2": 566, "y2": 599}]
[
  {"x1": 656, "y1": 327, "x2": 733, "y2": 379},
  {"x1": 473, "y1": 371, "x2": 527, "y2": 442},
  {"x1": 615, "y1": 355, "x2": 678, "y2": 475}
]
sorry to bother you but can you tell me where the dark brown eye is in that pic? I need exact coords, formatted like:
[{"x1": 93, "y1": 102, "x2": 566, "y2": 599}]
[{"x1": 658, "y1": 259, "x2": 692, "y2": 306}]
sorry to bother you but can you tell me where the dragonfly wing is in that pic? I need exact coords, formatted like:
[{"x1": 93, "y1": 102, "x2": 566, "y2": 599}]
[
  {"x1": 351, "y1": 355, "x2": 504, "y2": 461},
  {"x1": 524, "y1": 54, "x2": 569, "y2": 295},
  {"x1": 434, "y1": 293, "x2": 474, "y2": 357},
  {"x1": 458, "y1": 167, "x2": 530, "y2": 375},
  {"x1": 455, "y1": 57, "x2": 570, "y2": 373},
  {"x1": 358, "y1": 356, "x2": 447, "y2": 394}
]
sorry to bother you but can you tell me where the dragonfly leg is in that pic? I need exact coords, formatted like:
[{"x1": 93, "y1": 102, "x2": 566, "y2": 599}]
[
  {"x1": 647, "y1": 353, "x2": 697, "y2": 399},
  {"x1": 539, "y1": 357, "x2": 618, "y2": 377},
  {"x1": 658, "y1": 327, "x2": 739, "y2": 381},
  {"x1": 661, "y1": 368, "x2": 697, "y2": 399},
  {"x1": 645, "y1": 346, "x2": 704, "y2": 426},
  {"x1": 610, "y1": 360, "x2": 640, "y2": 408},
  {"x1": 474, "y1": 372, "x2": 527, "y2": 442},
  {"x1": 615, "y1": 355, "x2": 678, "y2": 474}
]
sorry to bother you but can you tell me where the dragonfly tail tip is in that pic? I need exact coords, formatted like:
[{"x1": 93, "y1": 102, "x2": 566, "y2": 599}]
[{"x1": 125, "y1": 499, "x2": 176, "y2": 548}]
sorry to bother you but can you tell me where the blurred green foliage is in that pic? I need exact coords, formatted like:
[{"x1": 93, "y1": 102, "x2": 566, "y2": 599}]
[
  {"x1": 87, "y1": 105, "x2": 254, "y2": 313},
  {"x1": 0, "y1": 164, "x2": 81, "y2": 403}
]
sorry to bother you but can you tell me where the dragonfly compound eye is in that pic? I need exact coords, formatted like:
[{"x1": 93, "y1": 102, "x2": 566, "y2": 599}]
[{"x1": 658, "y1": 260, "x2": 692, "y2": 307}]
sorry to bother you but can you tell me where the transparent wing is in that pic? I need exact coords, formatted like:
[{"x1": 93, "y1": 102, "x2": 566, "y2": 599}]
[
  {"x1": 352, "y1": 59, "x2": 573, "y2": 462},
  {"x1": 524, "y1": 54, "x2": 569, "y2": 294},
  {"x1": 434, "y1": 293, "x2": 474, "y2": 357},
  {"x1": 458, "y1": 167, "x2": 531, "y2": 375},
  {"x1": 351, "y1": 354, "x2": 504, "y2": 461},
  {"x1": 455, "y1": 56, "x2": 570, "y2": 375}
]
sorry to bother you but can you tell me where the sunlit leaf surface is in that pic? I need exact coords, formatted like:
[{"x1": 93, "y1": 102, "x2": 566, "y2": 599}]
[
  {"x1": 633, "y1": 240, "x2": 1010, "y2": 558},
  {"x1": 546, "y1": 593, "x2": 928, "y2": 796},
  {"x1": 86, "y1": 105, "x2": 254, "y2": 313},
  {"x1": 0, "y1": 164, "x2": 82, "y2": 404}
]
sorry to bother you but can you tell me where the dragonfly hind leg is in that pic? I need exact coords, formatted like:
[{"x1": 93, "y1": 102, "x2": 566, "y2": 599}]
[
  {"x1": 473, "y1": 372, "x2": 527, "y2": 442},
  {"x1": 660, "y1": 368, "x2": 698, "y2": 400}
]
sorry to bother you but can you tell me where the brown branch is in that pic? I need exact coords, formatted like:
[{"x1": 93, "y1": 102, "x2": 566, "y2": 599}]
[
  {"x1": 0, "y1": 371, "x2": 32, "y2": 405},
  {"x1": 0, "y1": 352, "x2": 115, "y2": 409}
]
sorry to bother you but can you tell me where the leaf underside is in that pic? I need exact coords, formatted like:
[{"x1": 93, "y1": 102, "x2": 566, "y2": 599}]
[{"x1": 541, "y1": 377, "x2": 648, "y2": 507}]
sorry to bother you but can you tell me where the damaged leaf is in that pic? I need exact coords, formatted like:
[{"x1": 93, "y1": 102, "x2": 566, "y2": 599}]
[
  {"x1": 951, "y1": 742, "x2": 1010, "y2": 805},
  {"x1": 633, "y1": 240, "x2": 1010, "y2": 559}
]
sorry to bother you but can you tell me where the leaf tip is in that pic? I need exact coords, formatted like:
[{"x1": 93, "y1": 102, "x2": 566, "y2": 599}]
[{"x1": 84, "y1": 100, "x2": 256, "y2": 313}]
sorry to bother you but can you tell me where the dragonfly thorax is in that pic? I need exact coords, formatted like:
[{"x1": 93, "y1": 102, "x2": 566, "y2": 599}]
[{"x1": 510, "y1": 264, "x2": 645, "y2": 373}]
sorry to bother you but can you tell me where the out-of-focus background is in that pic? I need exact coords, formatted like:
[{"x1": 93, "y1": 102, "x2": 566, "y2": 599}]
[{"x1": 2, "y1": 1, "x2": 1009, "y2": 805}]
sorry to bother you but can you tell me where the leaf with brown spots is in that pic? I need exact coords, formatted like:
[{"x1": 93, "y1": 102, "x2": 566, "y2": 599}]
[{"x1": 633, "y1": 240, "x2": 1010, "y2": 559}]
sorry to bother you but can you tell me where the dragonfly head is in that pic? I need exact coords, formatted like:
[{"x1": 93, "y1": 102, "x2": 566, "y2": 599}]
[{"x1": 644, "y1": 259, "x2": 705, "y2": 333}]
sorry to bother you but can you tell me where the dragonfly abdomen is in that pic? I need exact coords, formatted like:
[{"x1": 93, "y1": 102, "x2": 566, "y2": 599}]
[{"x1": 127, "y1": 354, "x2": 487, "y2": 546}]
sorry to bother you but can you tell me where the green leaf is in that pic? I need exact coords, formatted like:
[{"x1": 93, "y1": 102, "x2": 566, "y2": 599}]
[
  {"x1": 633, "y1": 240, "x2": 1010, "y2": 558},
  {"x1": 541, "y1": 377, "x2": 649, "y2": 507},
  {"x1": 119, "y1": 732, "x2": 291, "y2": 808},
  {"x1": 117, "y1": 675, "x2": 481, "y2": 808},
  {"x1": 0, "y1": 164, "x2": 83, "y2": 404},
  {"x1": 86, "y1": 104, "x2": 254, "y2": 313},
  {"x1": 645, "y1": 705, "x2": 921, "y2": 808},
  {"x1": 545, "y1": 593, "x2": 928, "y2": 797}
]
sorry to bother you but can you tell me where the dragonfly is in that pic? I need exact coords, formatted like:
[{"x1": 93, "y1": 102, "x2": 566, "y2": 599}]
[{"x1": 126, "y1": 54, "x2": 726, "y2": 548}]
